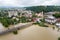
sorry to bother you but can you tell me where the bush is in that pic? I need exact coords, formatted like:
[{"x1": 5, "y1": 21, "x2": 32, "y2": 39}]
[
  {"x1": 53, "y1": 13, "x2": 60, "y2": 18},
  {"x1": 33, "y1": 21, "x2": 40, "y2": 25},
  {"x1": 58, "y1": 37, "x2": 60, "y2": 40},
  {"x1": 20, "y1": 16, "x2": 27, "y2": 23},
  {"x1": 40, "y1": 19, "x2": 45, "y2": 22},
  {"x1": 36, "y1": 22, "x2": 48, "y2": 27},
  {"x1": 2, "y1": 23, "x2": 9, "y2": 28},
  {"x1": 38, "y1": 22, "x2": 44, "y2": 25},
  {"x1": 13, "y1": 30, "x2": 18, "y2": 35},
  {"x1": 42, "y1": 25, "x2": 48, "y2": 27},
  {"x1": 13, "y1": 19, "x2": 18, "y2": 24}
]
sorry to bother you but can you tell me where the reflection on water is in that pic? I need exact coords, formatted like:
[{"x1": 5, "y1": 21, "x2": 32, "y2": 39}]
[{"x1": 0, "y1": 25, "x2": 60, "y2": 40}]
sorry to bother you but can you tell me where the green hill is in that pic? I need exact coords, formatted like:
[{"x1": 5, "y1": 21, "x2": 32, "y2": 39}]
[{"x1": 25, "y1": 6, "x2": 60, "y2": 13}]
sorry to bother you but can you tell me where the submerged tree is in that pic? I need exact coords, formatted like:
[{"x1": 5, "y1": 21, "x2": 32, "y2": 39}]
[
  {"x1": 13, "y1": 30, "x2": 18, "y2": 35},
  {"x1": 53, "y1": 13, "x2": 60, "y2": 18}
]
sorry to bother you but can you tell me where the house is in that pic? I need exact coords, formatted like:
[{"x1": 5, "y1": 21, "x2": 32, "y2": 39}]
[
  {"x1": 45, "y1": 16, "x2": 57, "y2": 24},
  {"x1": 44, "y1": 12, "x2": 56, "y2": 18},
  {"x1": 35, "y1": 11, "x2": 44, "y2": 18},
  {"x1": 12, "y1": 17, "x2": 19, "y2": 21},
  {"x1": 45, "y1": 12, "x2": 56, "y2": 15},
  {"x1": 32, "y1": 18, "x2": 41, "y2": 23},
  {"x1": 44, "y1": 12, "x2": 60, "y2": 17},
  {"x1": 20, "y1": 10, "x2": 32, "y2": 17},
  {"x1": 55, "y1": 18, "x2": 60, "y2": 28}
]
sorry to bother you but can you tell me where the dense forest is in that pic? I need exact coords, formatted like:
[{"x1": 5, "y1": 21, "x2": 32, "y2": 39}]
[{"x1": 25, "y1": 6, "x2": 60, "y2": 13}]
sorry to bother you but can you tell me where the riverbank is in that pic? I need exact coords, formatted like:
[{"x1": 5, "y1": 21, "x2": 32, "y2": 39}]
[{"x1": 0, "y1": 22, "x2": 33, "y2": 35}]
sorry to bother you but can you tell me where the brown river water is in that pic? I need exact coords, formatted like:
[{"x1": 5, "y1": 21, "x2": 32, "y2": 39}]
[{"x1": 0, "y1": 25, "x2": 60, "y2": 40}]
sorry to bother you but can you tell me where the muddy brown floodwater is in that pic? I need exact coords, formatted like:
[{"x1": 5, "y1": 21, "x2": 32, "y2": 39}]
[{"x1": 0, "y1": 25, "x2": 60, "y2": 40}]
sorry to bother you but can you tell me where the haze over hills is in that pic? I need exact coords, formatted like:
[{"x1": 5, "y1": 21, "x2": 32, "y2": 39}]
[
  {"x1": 0, "y1": 6, "x2": 60, "y2": 13},
  {"x1": 0, "y1": 6, "x2": 25, "y2": 10}
]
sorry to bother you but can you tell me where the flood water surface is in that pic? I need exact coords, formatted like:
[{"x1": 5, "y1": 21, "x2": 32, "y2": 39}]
[{"x1": 0, "y1": 25, "x2": 60, "y2": 40}]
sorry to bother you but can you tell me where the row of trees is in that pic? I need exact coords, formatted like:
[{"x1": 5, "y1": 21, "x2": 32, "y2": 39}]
[{"x1": 0, "y1": 17, "x2": 18, "y2": 28}]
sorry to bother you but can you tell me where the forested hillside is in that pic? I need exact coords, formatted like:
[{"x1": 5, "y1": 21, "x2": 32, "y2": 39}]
[{"x1": 25, "y1": 6, "x2": 60, "y2": 13}]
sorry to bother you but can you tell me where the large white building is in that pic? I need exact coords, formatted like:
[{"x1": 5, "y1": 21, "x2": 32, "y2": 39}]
[
  {"x1": 45, "y1": 16, "x2": 57, "y2": 24},
  {"x1": 8, "y1": 10, "x2": 18, "y2": 17}
]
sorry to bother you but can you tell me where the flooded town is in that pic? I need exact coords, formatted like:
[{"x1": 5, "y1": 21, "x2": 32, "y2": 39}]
[{"x1": 0, "y1": 0, "x2": 60, "y2": 40}]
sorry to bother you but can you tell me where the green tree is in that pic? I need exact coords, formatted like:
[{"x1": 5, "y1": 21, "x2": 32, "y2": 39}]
[
  {"x1": 13, "y1": 30, "x2": 18, "y2": 35},
  {"x1": 53, "y1": 13, "x2": 60, "y2": 18},
  {"x1": 0, "y1": 18, "x2": 9, "y2": 28},
  {"x1": 20, "y1": 16, "x2": 27, "y2": 23},
  {"x1": 18, "y1": 13, "x2": 21, "y2": 16}
]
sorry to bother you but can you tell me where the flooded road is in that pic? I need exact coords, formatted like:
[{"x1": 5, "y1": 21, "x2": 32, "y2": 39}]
[{"x1": 0, "y1": 25, "x2": 60, "y2": 40}]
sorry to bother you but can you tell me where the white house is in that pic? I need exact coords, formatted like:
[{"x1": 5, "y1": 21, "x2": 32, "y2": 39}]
[
  {"x1": 45, "y1": 16, "x2": 57, "y2": 24},
  {"x1": 20, "y1": 10, "x2": 32, "y2": 17},
  {"x1": 55, "y1": 18, "x2": 60, "y2": 28},
  {"x1": 55, "y1": 23, "x2": 60, "y2": 28}
]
